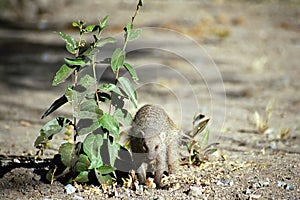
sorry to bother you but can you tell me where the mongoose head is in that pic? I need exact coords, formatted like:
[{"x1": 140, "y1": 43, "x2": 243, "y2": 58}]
[{"x1": 140, "y1": 128, "x2": 166, "y2": 163}]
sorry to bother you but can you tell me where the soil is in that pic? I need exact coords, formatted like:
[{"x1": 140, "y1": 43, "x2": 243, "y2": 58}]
[{"x1": 0, "y1": 0, "x2": 299, "y2": 199}]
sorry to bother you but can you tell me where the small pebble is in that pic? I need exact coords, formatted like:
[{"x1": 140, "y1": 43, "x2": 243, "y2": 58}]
[
  {"x1": 277, "y1": 180, "x2": 286, "y2": 187},
  {"x1": 114, "y1": 190, "x2": 119, "y2": 197},
  {"x1": 71, "y1": 194, "x2": 84, "y2": 200},
  {"x1": 123, "y1": 188, "x2": 131, "y2": 198},
  {"x1": 284, "y1": 184, "x2": 295, "y2": 191},
  {"x1": 252, "y1": 182, "x2": 261, "y2": 189},
  {"x1": 188, "y1": 186, "x2": 203, "y2": 198},
  {"x1": 65, "y1": 184, "x2": 76, "y2": 195},
  {"x1": 138, "y1": 185, "x2": 143, "y2": 193},
  {"x1": 40, "y1": 187, "x2": 50, "y2": 195},
  {"x1": 155, "y1": 196, "x2": 165, "y2": 200},
  {"x1": 260, "y1": 178, "x2": 270, "y2": 187},
  {"x1": 277, "y1": 181, "x2": 294, "y2": 191},
  {"x1": 245, "y1": 188, "x2": 251, "y2": 195},
  {"x1": 216, "y1": 179, "x2": 234, "y2": 186},
  {"x1": 250, "y1": 194, "x2": 261, "y2": 199}
]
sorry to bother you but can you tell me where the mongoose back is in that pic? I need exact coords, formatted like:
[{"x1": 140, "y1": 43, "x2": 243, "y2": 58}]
[{"x1": 130, "y1": 104, "x2": 180, "y2": 187}]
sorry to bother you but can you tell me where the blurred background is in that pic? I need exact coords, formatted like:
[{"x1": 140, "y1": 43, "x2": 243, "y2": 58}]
[
  {"x1": 0, "y1": 1, "x2": 300, "y2": 199},
  {"x1": 0, "y1": 0, "x2": 299, "y2": 155}
]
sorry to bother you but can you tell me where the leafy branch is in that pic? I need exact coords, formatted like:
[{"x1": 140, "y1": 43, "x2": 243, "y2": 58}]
[
  {"x1": 181, "y1": 113, "x2": 219, "y2": 166},
  {"x1": 34, "y1": 0, "x2": 143, "y2": 186}
]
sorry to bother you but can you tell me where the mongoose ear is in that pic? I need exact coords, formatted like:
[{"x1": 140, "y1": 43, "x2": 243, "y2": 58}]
[{"x1": 140, "y1": 130, "x2": 145, "y2": 138}]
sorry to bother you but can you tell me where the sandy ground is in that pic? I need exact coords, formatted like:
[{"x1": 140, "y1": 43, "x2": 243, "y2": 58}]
[{"x1": 0, "y1": 0, "x2": 299, "y2": 199}]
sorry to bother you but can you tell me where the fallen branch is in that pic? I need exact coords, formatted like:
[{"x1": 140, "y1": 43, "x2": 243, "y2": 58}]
[{"x1": 0, "y1": 155, "x2": 53, "y2": 178}]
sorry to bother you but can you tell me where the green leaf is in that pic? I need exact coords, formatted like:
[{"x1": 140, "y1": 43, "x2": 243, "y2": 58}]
[
  {"x1": 128, "y1": 28, "x2": 141, "y2": 41},
  {"x1": 205, "y1": 148, "x2": 218, "y2": 156},
  {"x1": 75, "y1": 100, "x2": 100, "y2": 119},
  {"x1": 80, "y1": 99, "x2": 102, "y2": 114},
  {"x1": 118, "y1": 77, "x2": 138, "y2": 108},
  {"x1": 65, "y1": 86, "x2": 84, "y2": 114},
  {"x1": 46, "y1": 169, "x2": 54, "y2": 182},
  {"x1": 99, "y1": 15, "x2": 109, "y2": 29},
  {"x1": 79, "y1": 74, "x2": 96, "y2": 89},
  {"x1": 199, "y1": 129, "x2": 210, "y2": 149},
  {"x1": 111, "y1": 48, "x2": 125, "y2": 73},
  {"x1": 46, "y1": 166, "x2": 71, "y2": 182},
  {"x1": 76, "y1": 106, "x2": 94, "y2": 117},
  {"x1": 113, "y1": 108, "x2": 132, "y2": 126},
  {"x1": 74, "y1": 154, "x2": 90, "y2": 172},
  {"x1": 96, "y1": 92, "x2": 111, "y2": 103},
  {"x1": 65, "y1": 82, "x2": 101, "y2": 121},
  {"x1": 97, "y1": 165, "x2": 116, "y2": 175},
  {"x1": 34, "y1": 117, "x2": 72, "y2": 147},
  {"x1": 59, "y1": 142, "x2": 77, "y2": 167},
  {"x1": 99, "y1": 83, "x2": 125, "y2": 97},
  {"x1": 98, "y1": 113, "x2": 119, "y2": 137},
  {"x1": 70, "y1": 86, "x2": 102, "y2": 119},
  {"x1": 105, "y1": 135, "x2": 120, "y2": 167},
  {"x1": 96, "y1": 37, "x2": 116, "y2": 48},
  {"x1": 81, "y1": 46, "x2": 98, "y2": 56},
  {"x1": 83, "y1": 133, "x2": 103, "y2": 169},
  {"x1": 72, "y1": 21, "x2": 79, "y2": 27},
  {"x1": 52, "y1": 64, "x2": 74, "y2": 86},
  {"x1": 192, "y1": 115, "x2": 210, "y2": 137},
  {"x1": 65, "y1": 85, "x2": 76, "y2": 104},
  {"x1": 64, "y1": 57, "x2": 86, "y2": 66},
  {"x1": 75, "y1": 171, "x2": 89, "y2": 183},
  {"x1": 95, "y1": 168, "x2": 113, "y2": 185},
  {"x1": 123, "y1": 63, "x2": 139, "y2": 83},
  {"x1": 85, "y1": 25, "x2": 96, "y2": 33},
  {"x1": 125, "y1": 23, "x2": 133, "y2": 32},
  {"x1": 41, "y1": 95, "x2": 68, "y2": 119},
  {"x1": 77, "y1": 119, "x2": 100, "y2": 135},
  {"x1": 57, "y1": 32, "x2": 77, "y2": 54}
]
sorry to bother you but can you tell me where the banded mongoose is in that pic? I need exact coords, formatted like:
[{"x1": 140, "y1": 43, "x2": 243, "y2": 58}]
[{"x1": 130, "y1": 104, "x2": 181, "y2": 187}]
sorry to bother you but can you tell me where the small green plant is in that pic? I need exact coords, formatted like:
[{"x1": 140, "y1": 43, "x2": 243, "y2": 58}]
[
  {"x1": 34, "y1": 1, "x2": 143, "y2": 185},
  {"x1": 183, "y1": 113, "x2": 218, "y2": 166}
]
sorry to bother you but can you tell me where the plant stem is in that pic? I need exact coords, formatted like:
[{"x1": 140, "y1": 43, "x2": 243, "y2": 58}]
[
  {"x1": 122, "y1": 0, "x2": 141, "y2": 52},
  {"x1": 72, "y1": 31, "x2": 84, "y2": 142},
  {"x1": 92, "y1": 54, "x2": 101, "y2": 109},
  {"x1": 108, "y1": 0, "x2": 142, "y2": 115},
  {"x1": 132, "y1": 0, "x2": 142, "y2": 24}
]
